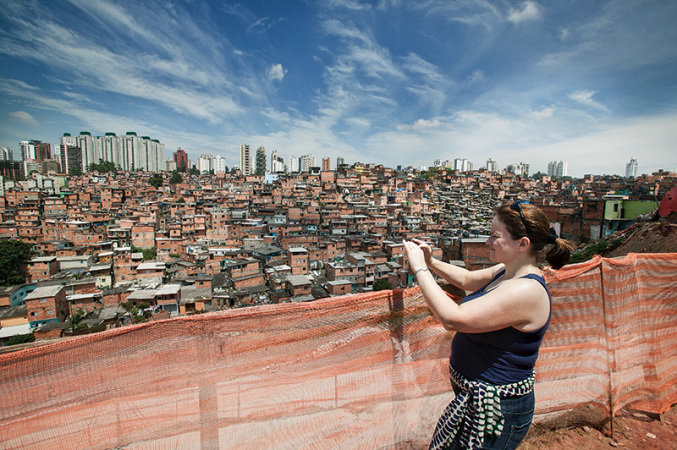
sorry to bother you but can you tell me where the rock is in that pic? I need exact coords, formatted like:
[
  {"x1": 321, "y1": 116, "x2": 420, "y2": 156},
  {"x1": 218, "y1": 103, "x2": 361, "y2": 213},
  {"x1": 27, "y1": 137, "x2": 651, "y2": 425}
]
[
  {"x1": 609, "y1": 440, "x2": 619, "y2": 447},
  {"x1": 583, "y1": 426, "x2": 591, "y2": 432},
  {"x1": 646, "y1": 432, "x2": 656, "y2": 439}
]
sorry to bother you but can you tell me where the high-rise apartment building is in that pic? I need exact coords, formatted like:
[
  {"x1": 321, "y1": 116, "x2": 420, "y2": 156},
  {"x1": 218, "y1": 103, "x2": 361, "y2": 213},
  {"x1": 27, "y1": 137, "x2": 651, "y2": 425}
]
[
  {"x1": 59, "y1": 144, "x2": 82, "y2": 175},
  {"x1": 213, "y1": 155, "x2": 226, "y2": 173},
  {"x1": 255, "y1": 146, "x2": 266, "y2": 175},
  {"x1": 547, "y1": 160, "x2": 568, "y2": 178},
  {"x1": 336, "y1": 156, "x2": 345, "y2": 169},
  {"x1": 626, "y1": 158, "x2": 638, "y2": 177},
  {"x1": 322, "y1": 157, "x2": 330, "y2": 171},
  {"x1": 0, "y1": 146, "x2": 14, "y2": 161},
  {"x1": 198, "y1": 154, "x2": 213, "y2": 173},
  {"x1": 506, "y1": 162, "x2": 529, "y2": 177},
  {"x1": 271, "y1": 150, "x2": 285, "y2": 173},
  {"x1": 300, "y1": 154, "x2": 315, "y2": 172},
  {"x1": 173, "y1": 148, "x2": 188, "y2": 171},
  {"x1": 288, "y1": 155, "x2": 299, "y2": 173},
  {"x1": 19, "y1": 141, "x2": 36, "y2": 161},
  {"x1": 239, "y1": 144, "x2": 252, "y2": 175},
  {"x1": 453, "y1": 158, "x2": 472, "y2": 172},
  {"x1": 60, "y1": 131, "x2": 164, "y2": 173},
  {"x1": 486, "y1": 158, "x2": 498, "y2": 173}
]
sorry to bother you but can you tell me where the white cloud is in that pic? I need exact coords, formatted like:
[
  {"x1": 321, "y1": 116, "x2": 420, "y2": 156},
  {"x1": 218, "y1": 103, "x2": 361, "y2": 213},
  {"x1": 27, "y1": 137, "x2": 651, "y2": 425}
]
[
  {"x1": 412, "y1": 118, "x2": 441, "y2": 130},
  {"x1": 326, "y1": 0, "x2": 372, "y2": 11},
  {"x1": 508, "y1": 1, "x2": 542, "y2": 24},
  {"x1": 267, "y1": 63, "x2": 287, "y2": 82},
  {"x1": 467, "y1": 70, "x2": 486, "y2": 84},
  {"x1": 530, "y1": 106, "x2": 555, "y2": 119},
  {"x1": 345, "y1": 117, "x2": 371, "y2": 128},
  {"x1": 396, "y1": 118, "x2": 441, "y2": 131},
  {"x1": 568, "y1": 89, "x2": 608, "y2": 111},
  {"x1": 9, "y1": 111, "x2": 38, "y2": 125},
  {"x1": 558, "y1": 27, "x2": 570, "y2": 41}
]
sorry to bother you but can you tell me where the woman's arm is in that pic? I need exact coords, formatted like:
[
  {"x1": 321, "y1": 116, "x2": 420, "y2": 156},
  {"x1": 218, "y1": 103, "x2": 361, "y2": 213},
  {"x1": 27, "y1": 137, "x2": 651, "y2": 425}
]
[
  {"x1": 415, "y1": 271, "x2": 548, "y2": 333},
  {"x1": 410, "y1": 238, "x2": 502, "y2": 291},
  {"x1": 404, "y1": 240, "x2": 548, "y2": 333}
]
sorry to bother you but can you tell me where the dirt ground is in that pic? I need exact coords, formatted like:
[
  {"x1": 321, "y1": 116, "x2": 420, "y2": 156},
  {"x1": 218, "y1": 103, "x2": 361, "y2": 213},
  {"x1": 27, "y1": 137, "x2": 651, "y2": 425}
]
[
  {"x1": 522, "y1": 403, "x2": 677, "y2": 449},
  {"x1": 605, "y1": 221, "x2": 677, "y2": 257}
]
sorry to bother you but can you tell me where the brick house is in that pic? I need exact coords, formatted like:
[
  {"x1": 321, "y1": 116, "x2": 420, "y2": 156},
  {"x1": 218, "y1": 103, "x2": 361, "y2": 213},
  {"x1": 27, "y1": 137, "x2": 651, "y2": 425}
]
[
  {"x1": 25, "y1": 285, "x2": 66, "y2": 328},
  {"x1": 288, "y1": 247, "x2": 309, "y2": 275},
  {"x1": 131, "y1": 224, "x2": 155, "y2": 248},
  {"x1": 327, "y1": 279, "x2": 352, "y2": 296},
  {"x1": 286, "y1": 274, "x2": 312, "y2": 297},
  {"x1": 26, "y1": 256, "x2": 58, "y2": 282},
  {"x1": 460, "y1": 237, "x2": 491, "y2": 271},
  {"x1": 66, "y1": 292, "x2": 103, "y2": 315}
]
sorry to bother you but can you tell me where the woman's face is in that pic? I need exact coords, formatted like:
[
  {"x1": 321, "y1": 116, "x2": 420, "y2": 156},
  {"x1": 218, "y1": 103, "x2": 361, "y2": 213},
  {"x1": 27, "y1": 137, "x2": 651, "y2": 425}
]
[{"x1": 486, "y1": 217, "x2": 521, "y2": 263}]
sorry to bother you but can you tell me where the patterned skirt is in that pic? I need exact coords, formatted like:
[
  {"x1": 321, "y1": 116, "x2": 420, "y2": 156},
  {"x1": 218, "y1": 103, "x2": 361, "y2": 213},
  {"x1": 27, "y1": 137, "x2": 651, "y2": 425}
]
[{"x1": 429, "y1": 366, "x2": 535, "y2": 450}]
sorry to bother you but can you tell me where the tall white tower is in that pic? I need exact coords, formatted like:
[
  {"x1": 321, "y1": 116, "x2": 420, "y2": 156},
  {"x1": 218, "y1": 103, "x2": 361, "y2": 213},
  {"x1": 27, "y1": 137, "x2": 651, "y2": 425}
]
[
  {"x1": 239, "y1": 144, "x2": 252, "y2": 175},
  {"x1": 625, "y1": 158, "x2": 638, "y2": 177}
]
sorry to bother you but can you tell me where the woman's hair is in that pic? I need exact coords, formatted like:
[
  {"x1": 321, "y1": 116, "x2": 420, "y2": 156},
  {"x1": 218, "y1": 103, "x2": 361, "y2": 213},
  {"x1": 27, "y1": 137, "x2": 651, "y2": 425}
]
[{"x1": 494, "y1": 202, "x2": 575, "y2": 269}]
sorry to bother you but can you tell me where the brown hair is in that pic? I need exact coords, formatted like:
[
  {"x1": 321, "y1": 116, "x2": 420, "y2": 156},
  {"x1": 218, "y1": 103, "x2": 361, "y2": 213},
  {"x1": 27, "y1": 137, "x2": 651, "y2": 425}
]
[{"x1": 494, "y1": 202, "x2": 575, "y2": 269}]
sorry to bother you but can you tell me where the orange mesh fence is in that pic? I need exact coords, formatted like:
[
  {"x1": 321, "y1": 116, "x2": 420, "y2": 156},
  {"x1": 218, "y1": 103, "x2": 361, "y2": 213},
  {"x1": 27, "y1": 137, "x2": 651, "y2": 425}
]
[{"x1": 1, "y1": 253, "x2": 676, "y2": 449}]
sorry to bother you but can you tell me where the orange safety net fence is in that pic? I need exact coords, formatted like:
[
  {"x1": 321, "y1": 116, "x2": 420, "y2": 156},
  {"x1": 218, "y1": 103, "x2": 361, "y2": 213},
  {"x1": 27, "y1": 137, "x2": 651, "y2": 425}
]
[{"x1": 1, "y1": 253, "x2": 676, "y2": 449}]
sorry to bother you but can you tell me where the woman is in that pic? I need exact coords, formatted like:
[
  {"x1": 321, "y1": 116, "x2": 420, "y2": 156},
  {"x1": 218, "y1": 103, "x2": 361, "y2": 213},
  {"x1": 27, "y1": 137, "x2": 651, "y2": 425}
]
[{"x1": 403, "y1": 201, "x2": 574, "y2": 449}]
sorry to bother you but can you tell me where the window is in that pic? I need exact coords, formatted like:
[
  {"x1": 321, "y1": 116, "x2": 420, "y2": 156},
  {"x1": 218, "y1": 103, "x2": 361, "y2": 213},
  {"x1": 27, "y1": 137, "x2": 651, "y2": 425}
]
[{"x1": 40, "y1": 299, "x2": 47, "y2": 303}]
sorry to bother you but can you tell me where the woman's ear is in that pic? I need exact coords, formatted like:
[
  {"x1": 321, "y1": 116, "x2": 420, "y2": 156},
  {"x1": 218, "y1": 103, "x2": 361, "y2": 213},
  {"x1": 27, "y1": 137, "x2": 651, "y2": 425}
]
[{"x1": 518, "y1": 237, "x2": 531, "y2": 251}]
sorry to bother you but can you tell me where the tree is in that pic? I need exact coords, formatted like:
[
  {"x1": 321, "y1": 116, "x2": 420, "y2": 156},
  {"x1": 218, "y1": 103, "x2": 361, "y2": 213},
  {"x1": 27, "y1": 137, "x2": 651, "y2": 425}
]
[
  {"x1": 8, "y1": 332, "x2": 35, "y2": 346},
  {"x1": 373, "y1": 278, "x2": 393, "y2": 291},
  {"x1": 169, "y1": 170, "x2": 183, "y2": 184},
  {"x1": 121, "y1": 301, "x2": 153, "y2": 323},
  {"x1": 0, "y1": 240, "x2": 34, "y2": 286},
  {"x1": 188, "y1": 167, "x2": 200, "y2": 176},
  {"x1": 65, "y1": 309, "x2": 88, "y2": 333},
  {"x1": 148, "y1": 173, "x2": 163, "y2": 188},
  {"x1": 89, "y1": 160, "x2": 117, "y2": 173}
]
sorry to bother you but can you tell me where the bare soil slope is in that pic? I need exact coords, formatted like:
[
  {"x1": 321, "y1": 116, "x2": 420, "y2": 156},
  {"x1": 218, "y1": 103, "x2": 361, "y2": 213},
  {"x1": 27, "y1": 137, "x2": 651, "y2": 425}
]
[
  {"x1": 523, "y1": 404, "x2": 677, "y2": 449},
  {"x1": 605, "y1": 221, "x2": 677, "y2": 257}
]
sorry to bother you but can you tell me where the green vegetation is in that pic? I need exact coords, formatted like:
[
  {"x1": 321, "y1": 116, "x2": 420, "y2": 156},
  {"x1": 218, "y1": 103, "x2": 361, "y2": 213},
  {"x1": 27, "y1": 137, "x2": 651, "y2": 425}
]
[
  {"x1": 148, "y1": 173, "x2": 163, "y2": 188},
  {"x1": 121, "y1": 301, "x2": 153, "y2": 323},
  {"x1": 569, "y1": 238, "x2": 624, "y2": 264},
  {"x1": 131, "y1": 245, "x2": 157, "y2": 260},
  {"x1": 89, "y1": 160, "x2": 118, "y2": 173},
  {"x1": 169, "y1": 170, "x2": 183, "y2": 184},
  {"x1": 188, "y1": 167, "x2": 200, "y2": 176},
  {"x1": 65, "y1": 309, "x2": 88, "y2": 333},
  {"x1": 373, "y1": 278, "x2": 393, "y2": 291},
  {"x1": 8, "y1": 332, "x2": 35, "y2": 346},
  {"x1": 420, "y1": 167, "x2": 440, "y2": 180},
  {"x1": 0, "y1": 240, "x2": 34, "y2": 286}
]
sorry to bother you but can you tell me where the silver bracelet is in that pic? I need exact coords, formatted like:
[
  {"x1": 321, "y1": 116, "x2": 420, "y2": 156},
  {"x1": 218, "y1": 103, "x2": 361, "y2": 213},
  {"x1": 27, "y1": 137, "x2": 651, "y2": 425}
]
[{"x1": 414, "y1": 266, "x2": 429, "y2": 275}]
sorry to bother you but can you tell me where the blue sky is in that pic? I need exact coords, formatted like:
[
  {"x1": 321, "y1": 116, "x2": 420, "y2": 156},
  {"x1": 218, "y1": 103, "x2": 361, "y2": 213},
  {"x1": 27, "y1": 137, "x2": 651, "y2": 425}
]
[{"x1": 1, "y1": 0, "x2": 676, "y2": 177}]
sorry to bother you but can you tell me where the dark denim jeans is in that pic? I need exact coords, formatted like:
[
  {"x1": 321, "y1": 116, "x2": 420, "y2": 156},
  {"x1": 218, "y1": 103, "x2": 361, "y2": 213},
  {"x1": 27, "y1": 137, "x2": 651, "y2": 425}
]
[{"x1": 442, "y1": 388, "x2": 535, "y2": 449}]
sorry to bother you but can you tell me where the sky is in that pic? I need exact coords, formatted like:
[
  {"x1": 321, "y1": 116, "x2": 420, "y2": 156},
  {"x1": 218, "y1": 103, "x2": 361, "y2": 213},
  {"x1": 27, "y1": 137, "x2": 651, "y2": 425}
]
[{"x1": 1, "y1": 0, "x2": 676, "y2": 177}]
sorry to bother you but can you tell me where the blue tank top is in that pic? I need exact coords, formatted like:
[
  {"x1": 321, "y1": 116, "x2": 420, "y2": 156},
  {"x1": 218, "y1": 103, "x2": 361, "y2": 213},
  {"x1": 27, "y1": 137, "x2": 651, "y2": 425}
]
[{"x1": 449, "y1": 270, "x2": 551, "y2": 384}]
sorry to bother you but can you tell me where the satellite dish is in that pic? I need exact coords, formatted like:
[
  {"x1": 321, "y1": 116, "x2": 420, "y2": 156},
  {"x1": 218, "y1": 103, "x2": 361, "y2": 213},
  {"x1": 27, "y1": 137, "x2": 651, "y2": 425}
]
[{"x1": 658, "y1": 186, "x2": 677, "y2": 217}]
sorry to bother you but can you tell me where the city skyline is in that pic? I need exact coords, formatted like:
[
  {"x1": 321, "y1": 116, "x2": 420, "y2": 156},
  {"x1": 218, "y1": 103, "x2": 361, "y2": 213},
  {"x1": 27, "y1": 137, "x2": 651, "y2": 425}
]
[{"x1": 1, "y1": 1, "x2": 677, "y2": 177}]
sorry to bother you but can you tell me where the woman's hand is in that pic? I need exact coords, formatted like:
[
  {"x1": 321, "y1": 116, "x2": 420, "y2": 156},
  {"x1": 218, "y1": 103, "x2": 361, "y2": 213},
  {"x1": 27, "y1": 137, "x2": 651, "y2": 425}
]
[
  {"x1": 403, "y1": 240, "x2": 428, "y2": 272},
  {"x1": 410, "y1": 238, "x2": 433, "y2": 264}
]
